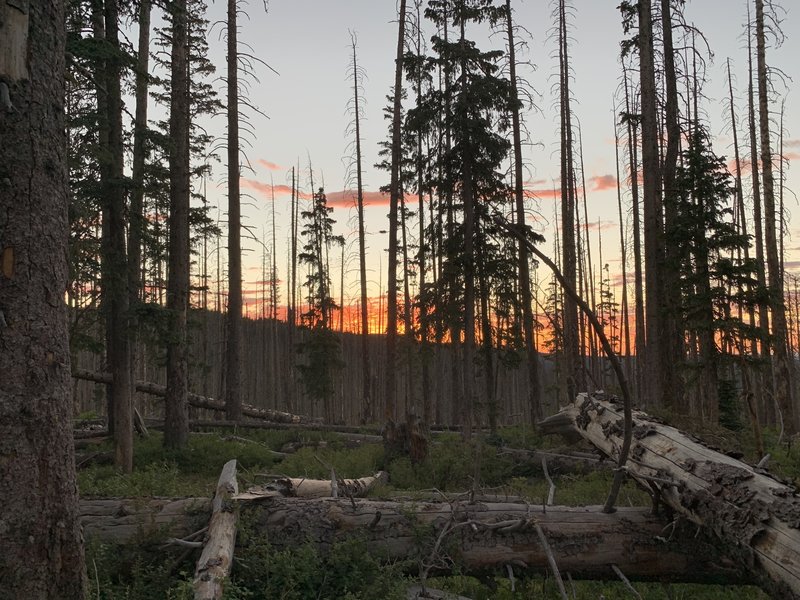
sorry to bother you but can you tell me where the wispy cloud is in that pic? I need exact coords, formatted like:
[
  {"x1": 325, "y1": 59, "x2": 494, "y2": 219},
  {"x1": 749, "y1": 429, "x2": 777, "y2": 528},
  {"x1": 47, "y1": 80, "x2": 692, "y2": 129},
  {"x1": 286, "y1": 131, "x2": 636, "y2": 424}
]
[
  {"x1": 589, "y1": 174, "x2": 617, "y2": 191},
  {"x1": 241, "y1": 178, "x2": 312, "y2": 200},
  {"x1": 257, "y1": 159, "x2": 283, "y2": 171}
]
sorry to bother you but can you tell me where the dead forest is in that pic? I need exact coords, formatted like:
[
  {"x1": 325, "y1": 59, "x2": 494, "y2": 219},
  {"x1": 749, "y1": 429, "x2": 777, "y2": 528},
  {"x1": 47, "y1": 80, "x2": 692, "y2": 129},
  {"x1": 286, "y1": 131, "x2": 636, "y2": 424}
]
[{"x1": 2, "y1": 0, "x2": 800, "y2": 599}]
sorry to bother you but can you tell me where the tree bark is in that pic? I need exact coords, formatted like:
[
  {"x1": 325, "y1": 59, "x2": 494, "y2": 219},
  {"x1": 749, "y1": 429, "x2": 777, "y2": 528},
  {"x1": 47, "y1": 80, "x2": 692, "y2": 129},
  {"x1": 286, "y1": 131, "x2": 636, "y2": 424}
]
[
  {"x1": 540, "y1": 393, "x2": 800, "y2": 598},
  {"x1": 165, "y1": 0, "x2": 191, "y2": 448},
  {"x1": 0, "y1": 0, "x2": 86, "y2": 594}
]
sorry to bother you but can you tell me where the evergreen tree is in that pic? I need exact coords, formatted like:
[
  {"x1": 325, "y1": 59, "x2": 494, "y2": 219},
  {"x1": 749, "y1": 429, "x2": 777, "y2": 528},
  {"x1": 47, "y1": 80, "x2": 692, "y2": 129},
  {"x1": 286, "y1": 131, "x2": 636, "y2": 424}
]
[{"x1": 297, "y1": 188, "x2": 345, "y2": 422}]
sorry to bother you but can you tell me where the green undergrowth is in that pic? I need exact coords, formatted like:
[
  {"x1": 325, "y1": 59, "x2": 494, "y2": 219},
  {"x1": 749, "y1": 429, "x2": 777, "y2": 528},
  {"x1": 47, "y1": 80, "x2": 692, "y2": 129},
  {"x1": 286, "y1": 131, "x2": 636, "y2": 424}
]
[
  {"x1": 79, "y1": 423, "x2": 792, "y2": 599},
  {"x1": 424, "y1": 575, "x2": 769, "y2": 599}
]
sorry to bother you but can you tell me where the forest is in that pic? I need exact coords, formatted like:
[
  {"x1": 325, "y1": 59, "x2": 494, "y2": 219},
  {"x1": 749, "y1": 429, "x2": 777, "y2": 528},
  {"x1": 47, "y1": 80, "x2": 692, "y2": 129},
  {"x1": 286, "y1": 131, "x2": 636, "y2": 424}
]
[{"x1": 1, "y1": 0, "x2": 800, "y2": 598}]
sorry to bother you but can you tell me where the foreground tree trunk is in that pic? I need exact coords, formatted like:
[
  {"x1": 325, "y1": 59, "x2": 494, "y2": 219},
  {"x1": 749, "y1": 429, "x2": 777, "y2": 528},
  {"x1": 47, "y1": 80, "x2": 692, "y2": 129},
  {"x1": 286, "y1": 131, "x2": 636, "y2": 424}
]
[
  {"x1": 540, "y1": 392, "x2": 800, "y2": 598},
  {"x1": 79, "y1": 497, "x2": 750, "y2": 584},
  {"x1": 165, "y1": 0, "x2": 191, "y2": 448},
  {"x1": 0, "y1": 0, "x2": 86, "y2": 594}
]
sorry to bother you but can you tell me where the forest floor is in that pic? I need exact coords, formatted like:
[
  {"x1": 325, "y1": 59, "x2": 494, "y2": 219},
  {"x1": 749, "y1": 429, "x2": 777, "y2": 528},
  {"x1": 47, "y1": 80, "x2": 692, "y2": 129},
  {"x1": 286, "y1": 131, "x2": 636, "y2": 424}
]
[{"x1": 76, "y1": 417, "x2": 800, "y2": 599}]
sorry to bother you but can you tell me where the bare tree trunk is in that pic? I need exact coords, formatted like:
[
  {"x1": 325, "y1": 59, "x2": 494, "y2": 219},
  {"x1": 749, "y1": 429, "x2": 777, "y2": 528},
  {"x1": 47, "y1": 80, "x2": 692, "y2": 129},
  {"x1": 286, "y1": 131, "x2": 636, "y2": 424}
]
[
  {"x1": 623, "y1": 66, "x2": 645, "y2": 403},
  {"x1": 638, "y1": 0, "x2": 665, "y2": 409},
  {"x1": 226, "y1": 0, "x2": 243, "y2": 420},
  {"x1": 0, "y1": 0, "x2": 86, "y2": 593},
  {"x1": 165, "y1": 0, "x2": 190, "y2": 448},
  {"x1": 351, "y1": 37, "x2": 373, "y2": 424},
  {"x1": 506, "y1": 0, "x2": 542, "y2": 424},
  {"x1": 102, "y1": 0, "x2": 133, "y2": 471},
  {"x1": 129, "y1": 0, "x2": 151, "y2": 388},
  {"x1": 385, "y1": 0, "x2": 407, "y2": 423},
  {"x1": 755, "y1": 0, "x2": 796, "y2": 432},
  {"x1": 558, "y1": 0, "x2": 581, "y2": 402},
  {"x1": 659, "y1": 0, "x2": 685, "y2": 413},
  {"x1": 614, "y1": 113, "x2": 632, "y2": 379}
]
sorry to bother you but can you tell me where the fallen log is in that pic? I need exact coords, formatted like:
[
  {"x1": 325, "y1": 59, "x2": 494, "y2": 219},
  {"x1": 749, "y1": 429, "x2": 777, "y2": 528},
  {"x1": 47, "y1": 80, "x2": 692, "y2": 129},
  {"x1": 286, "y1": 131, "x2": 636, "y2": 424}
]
[
  {"x1": 194, "y1": 459, "x2": 238, "y2": 600},
  {"x1": 72, "y1": 369, "x2": 318, "y2": 425},
  {"x1": 78, "y1": 496, "x2": 751, "y2": 584},
  {"x1": 539, "y1": 392, "x2": 800, "y2": 598},
  {"x1": 236, "y1": 471, "x2": 388, "y2": 500}
]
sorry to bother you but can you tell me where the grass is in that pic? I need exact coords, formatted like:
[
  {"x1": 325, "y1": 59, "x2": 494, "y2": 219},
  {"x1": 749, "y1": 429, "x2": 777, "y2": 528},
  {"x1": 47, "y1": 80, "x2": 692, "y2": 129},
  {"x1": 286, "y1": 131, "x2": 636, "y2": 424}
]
[{"x1": 78, "y1": 422, "x2": 793, "y2": 599}]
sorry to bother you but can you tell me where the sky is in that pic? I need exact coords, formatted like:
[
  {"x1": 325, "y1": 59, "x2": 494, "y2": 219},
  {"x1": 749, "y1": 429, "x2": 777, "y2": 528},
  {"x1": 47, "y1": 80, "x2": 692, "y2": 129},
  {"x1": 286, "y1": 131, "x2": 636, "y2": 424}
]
[{"x1": 181, "y1": 0, "x2": 800, "y2": 322}]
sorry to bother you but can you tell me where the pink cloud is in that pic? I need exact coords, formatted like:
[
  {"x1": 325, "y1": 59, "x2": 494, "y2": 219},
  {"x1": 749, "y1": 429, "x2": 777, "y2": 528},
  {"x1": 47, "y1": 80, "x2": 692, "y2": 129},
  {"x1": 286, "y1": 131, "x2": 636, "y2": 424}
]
[
  {"x1": 589, "y1": 174, "x2": 617, "y2": 191},
  {"x1": 257, "y1": 159, "x2": 283, "y2": 171},
  {"x1": 241, "y1": 178, "x2": 312, "y2": 200},
  {"x1": 325, "y1": 189, "x2": 390, "y2": 208}
]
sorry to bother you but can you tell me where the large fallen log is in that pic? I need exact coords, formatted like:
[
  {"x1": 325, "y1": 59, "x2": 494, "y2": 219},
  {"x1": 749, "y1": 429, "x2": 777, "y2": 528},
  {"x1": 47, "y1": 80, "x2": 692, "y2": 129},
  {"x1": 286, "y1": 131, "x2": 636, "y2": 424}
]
[
  {"x1": 72, "y1": 369, "x2": 318, "y2": 424},
  {"x1": 539, "y1": 392, "x2": 800, "y2": 598},
  {"x1": 194, "y1": 459, "x2": 238, "y2": 600},
  {"x1": 78, "y1": 496, "x2": 750, "y2": 584}
]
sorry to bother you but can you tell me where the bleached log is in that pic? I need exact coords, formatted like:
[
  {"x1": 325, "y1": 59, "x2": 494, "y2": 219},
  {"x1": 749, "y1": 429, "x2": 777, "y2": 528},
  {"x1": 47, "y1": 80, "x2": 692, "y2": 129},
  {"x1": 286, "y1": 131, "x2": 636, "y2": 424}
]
[
  {"x1": 72, "y1": 369, "x2": 318, "y2": 424},
  {"x1": 539, "y1": 392, "x2": 800, "y2": 598},
  {"x1": 193, "y1": 459, "x2": 238, "y2": 600},
  {"x1": 235, "y1": 471, "x2": 388, "y2": 500}
]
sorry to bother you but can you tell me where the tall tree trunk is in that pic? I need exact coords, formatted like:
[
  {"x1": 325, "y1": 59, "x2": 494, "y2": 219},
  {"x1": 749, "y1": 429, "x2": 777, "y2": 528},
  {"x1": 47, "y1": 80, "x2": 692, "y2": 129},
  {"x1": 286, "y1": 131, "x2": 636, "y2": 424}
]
[
  {"x1": 103, "y1": 0, "x2": 133, "y2": 471},
  {"x1": 638, "y1": 0, "x2": 665, "y2": 409},
  {"x1": 755, "y1": 0, "x2": 796, "y2": 432},
  {"x1": 727, "y1": 58, "x2": 758, "y2": 357},
  {"x1": 623, "y1": 65, "x2": 645, "y2": 403},
  {"x1": 0, "y1": 0, "x2": 86, "y2": 593},
  {"x1": 614, "y1": 112, "x2": 632, "y2": 377},
  {"x1": 128, "y1": 0, "x2": 151, "y2": 388},
  {"x1": 225, "y1": 0, "x2": 243, "y2": 420},
  {"x1": 659, "y1": 0, "x2": 685, "y2": 413},
  {"x1": 506, "y1": 0, "x2": 542, "y2": 424},
  {"x1": 747, "y1": 10, "x2": 770, "y2": 361},
  {"x1": 165, "y1": 0, "x2": 190, "y2": 448},
  {"x1": 351, "y1": 38, "x2": 372, "y2": 424},
  {"x1": 558, "y1": 0, "x2": 580, "y2": 401},
  {"x1": 415, "y1": 0, "x2": 432, "y2": 426},
  {"x1": 385, "y1": 0, "x2": 407, "y2": 423}
]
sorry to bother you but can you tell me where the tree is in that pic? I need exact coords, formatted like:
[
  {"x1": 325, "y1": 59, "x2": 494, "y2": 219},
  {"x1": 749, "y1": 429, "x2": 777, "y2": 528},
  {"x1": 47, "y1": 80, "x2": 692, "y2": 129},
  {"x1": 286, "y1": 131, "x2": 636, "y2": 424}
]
[
  {"x1": 755, "y1": 0, "x2": 795, "y2": 431},
  {"x1": 164, "y1": 0, "x2": 191, "y2": 448},
  {"x1": 297, "y1": 188, "x2": 345, "y2": 422},
  {"x1": 99, "y1": 0, "x2": 134, "y2": 471},
  {"x1": 0, "y1": 0, "x2": 86, "y2": 594},
  {"x1": 348, "y1": 33, "x2": 373, "y2": 424},
  {"x1": 505, "y1": 0, "x2": 542, "y2": 423},
  {"x1": 225, "y1": 0, "x2": 243, "y2": 420},
  {"x1": 385, "y1": 0, "x2": 408, "y2": 425}
]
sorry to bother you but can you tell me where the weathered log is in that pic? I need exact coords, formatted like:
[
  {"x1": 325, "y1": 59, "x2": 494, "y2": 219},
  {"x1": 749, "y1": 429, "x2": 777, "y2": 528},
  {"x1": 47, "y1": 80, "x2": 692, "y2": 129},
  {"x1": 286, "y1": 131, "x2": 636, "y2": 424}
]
[
  {"x1": 236, "y1": 471, "x2": 388, "y2": 500},
  {"x1": 539, "y1": 392, "x2": 800, "y2": 598},
  {"x1": 80, "y1": 497, "x2": 210, "y2": 544},
  {"x1": 72, "y1": 369, "x2": 318, "y2": 424},
  {"x1": 77, "y1": 495, "x2": 752, "y2": 584},
  {"x1": 194, "y1": 459, "x2": 238, "y2": 600}
]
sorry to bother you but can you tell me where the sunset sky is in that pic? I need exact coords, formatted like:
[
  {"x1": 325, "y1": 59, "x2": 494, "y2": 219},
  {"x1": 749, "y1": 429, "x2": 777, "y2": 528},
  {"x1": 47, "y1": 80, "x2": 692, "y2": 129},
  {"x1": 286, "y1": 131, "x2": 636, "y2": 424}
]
[{"x1": 170, "y1": 0, "x2": 800, "y2": 321}]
